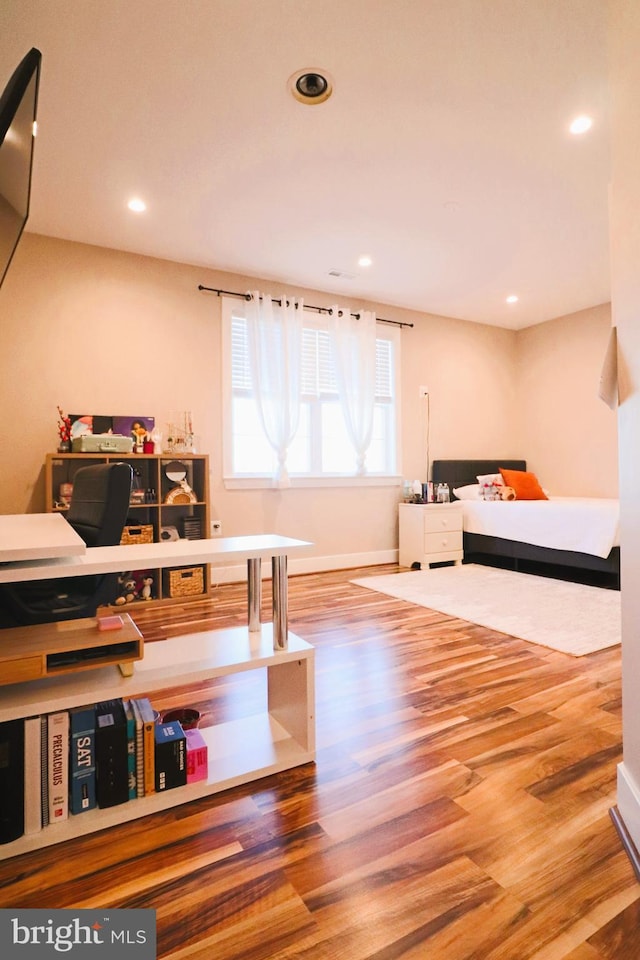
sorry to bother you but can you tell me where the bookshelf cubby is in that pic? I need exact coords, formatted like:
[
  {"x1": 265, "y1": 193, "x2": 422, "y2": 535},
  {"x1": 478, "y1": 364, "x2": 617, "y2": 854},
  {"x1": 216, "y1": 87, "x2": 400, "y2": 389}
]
[
  {"x1": 0, "y1": 624, "x2": 315, "y2": 860},
  {"x1": 45, "y1": 453, "x2": 211, "y2": 606}
]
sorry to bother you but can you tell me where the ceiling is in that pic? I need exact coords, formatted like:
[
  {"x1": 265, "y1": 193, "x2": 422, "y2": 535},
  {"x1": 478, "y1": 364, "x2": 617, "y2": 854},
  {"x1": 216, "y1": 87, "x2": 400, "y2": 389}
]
[{"x1": 1, "y1": 0, "x2": 611, "y2": 329}]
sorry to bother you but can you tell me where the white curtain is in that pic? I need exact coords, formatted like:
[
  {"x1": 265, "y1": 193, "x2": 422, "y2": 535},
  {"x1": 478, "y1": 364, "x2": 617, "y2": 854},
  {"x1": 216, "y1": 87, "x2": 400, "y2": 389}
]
[
  {"x1": 330, "y1": 306, "x2": 377, "y2": 474},
  {"x1": 246, "y1": 291, "x2": 303, "y2": 487}
]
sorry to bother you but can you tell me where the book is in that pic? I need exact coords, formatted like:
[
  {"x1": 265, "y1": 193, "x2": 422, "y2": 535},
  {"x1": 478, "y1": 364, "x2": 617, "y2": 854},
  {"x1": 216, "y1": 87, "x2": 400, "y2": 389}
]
[
  {"x1": 95, "y1": 700, "x2": 129, "y2": 808},
  {"x1": 47, "y1": 711, "x2": 69, "y2": 824},
  {"x1": 129, "y1": 698, "x2": 145, "y2": 798},
  {"x1": 69, "y1": 705, "x2": 96, "y2": 815},
  {"x1": 132, "y1": 698, "x2": 156, "y2": 796},
  {"x1": 0, "y1": 719, "x2": 24, "y2": 844},
  {"x1": 185, "y1": 727, "x2": 208, "y2": 784},
  {"x1": 123, "y1": 700, "x2": 137, "y2": 800},
  {"x1": 154, "y1": 721, "x2": 186, "y2": 791},
  {"x1": 40, "y1": 716, "x2": 49, "y2": 828},
  {"x1": 24, "y1": 716, "x2": 42, "y2": 834}
]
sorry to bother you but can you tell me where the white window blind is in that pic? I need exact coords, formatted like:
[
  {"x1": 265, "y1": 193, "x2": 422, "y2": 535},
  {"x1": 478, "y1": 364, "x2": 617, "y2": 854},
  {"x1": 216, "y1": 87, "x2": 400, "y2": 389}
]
[{"x1": 224, "y1": 302, "x2": 399, "y2": 482}]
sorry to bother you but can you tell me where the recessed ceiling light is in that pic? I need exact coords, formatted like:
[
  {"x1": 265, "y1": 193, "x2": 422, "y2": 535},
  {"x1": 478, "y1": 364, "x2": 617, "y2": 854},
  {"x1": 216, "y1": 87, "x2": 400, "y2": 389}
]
[
  {"x1": 127, "y1": 198, "x2": 146, "y2": 213},
  {"x1": 358, "y1": 255, "x2": 372, "y2": 268},
  {"x1": 506, "y1": 295, "x2": 519, "y2": 304},
  {"x1": 569, "y1": 115, "x2": 593, "y2": 135},
  {"x1": 288, "y1": 69, "x2": 333, "y2": 105}
]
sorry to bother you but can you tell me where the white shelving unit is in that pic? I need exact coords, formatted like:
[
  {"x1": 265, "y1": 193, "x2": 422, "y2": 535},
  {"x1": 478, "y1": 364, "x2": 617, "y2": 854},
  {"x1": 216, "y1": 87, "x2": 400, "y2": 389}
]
[{"x1": 0, "y1": 624, "x2": 315, "y2": 860}]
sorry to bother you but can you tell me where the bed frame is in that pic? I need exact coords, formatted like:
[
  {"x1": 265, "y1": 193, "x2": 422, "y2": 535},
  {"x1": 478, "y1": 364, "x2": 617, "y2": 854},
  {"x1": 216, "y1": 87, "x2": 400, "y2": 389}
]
[{"x1": 431, "y1": 459, "x2": 620, "y2": 587}]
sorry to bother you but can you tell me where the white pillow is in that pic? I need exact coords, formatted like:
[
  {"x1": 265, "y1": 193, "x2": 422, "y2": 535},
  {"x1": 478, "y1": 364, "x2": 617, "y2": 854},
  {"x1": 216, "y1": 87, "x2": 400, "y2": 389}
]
[{"x1": 453, "y1": 483, "x2": 480, "y2": 500}]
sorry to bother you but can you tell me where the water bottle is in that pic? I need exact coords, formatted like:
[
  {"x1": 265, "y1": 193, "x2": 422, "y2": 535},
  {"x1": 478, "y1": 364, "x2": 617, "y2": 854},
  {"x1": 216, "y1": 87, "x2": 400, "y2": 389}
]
[{"x1": 437, "y1": 483, "x2": 450, "y2": 503}]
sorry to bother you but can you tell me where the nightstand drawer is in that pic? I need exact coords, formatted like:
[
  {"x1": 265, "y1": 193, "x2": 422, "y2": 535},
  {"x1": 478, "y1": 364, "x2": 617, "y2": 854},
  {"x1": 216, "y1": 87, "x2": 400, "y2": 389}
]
[
  {"x1": 424, "y1": 530, "x2": 463, "y2": 555},
  {"x1": 423, "y1": 508, "x2": 462, "y2": 534}
]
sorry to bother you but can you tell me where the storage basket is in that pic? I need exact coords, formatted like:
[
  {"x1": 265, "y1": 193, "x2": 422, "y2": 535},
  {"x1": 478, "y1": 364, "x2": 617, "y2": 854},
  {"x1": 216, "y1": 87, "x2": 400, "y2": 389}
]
[
  {"x1": 120, "y1": 524, "x2": 154, "y2": 546},
  {"x1": 166, "y1": 566, "x2": 205, "y2": 598}
]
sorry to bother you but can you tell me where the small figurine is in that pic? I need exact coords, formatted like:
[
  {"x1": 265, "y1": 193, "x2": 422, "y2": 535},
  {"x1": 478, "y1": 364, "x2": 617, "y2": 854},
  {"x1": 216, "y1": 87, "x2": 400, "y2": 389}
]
[
  {"x1": 115, "y1": 573, "x2": 137, "y2": 605},
  {"x1": 141, "y1": 576, "x2": 154, "y2": 601}
]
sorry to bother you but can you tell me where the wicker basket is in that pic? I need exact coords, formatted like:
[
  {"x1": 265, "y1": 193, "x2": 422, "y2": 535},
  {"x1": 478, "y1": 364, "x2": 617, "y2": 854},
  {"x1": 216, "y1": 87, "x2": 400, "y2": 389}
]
[
  {"x1": 166, "y1": 566, "x2": 205, "y2": 598},
  {"x1": 120, "y1": 524, "x2": 154, "y2": 546}
]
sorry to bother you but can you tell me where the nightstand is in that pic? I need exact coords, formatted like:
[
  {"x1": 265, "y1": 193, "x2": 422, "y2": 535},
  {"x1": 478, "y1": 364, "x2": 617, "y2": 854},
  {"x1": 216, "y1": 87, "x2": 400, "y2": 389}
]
[{"x1": 398, "y1": 502, "x2": 463, "y2": 569}]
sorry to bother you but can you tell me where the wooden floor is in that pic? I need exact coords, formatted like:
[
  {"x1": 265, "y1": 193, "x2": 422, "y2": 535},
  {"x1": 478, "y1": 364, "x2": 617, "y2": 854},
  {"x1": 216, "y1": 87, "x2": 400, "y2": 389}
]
[{"x1": 0, "y1": 565, "x2": 637, "y2": 959}]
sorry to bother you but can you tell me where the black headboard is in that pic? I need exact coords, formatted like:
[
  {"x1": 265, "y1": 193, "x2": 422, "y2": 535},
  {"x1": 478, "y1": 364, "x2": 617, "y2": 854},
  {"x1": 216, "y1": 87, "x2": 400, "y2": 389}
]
[{"x1": 431, "y1": 459, "x2": 527, "y2": 493}]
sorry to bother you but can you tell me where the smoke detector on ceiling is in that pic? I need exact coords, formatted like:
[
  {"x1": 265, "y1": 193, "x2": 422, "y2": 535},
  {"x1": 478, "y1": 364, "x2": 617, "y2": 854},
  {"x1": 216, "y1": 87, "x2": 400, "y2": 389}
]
[
  {"x1": 289, "y1": 69, "x2": 333, "y2": 105},
  {"x1": 328, "y1": 269, "x2": 356, "y2": 280}
]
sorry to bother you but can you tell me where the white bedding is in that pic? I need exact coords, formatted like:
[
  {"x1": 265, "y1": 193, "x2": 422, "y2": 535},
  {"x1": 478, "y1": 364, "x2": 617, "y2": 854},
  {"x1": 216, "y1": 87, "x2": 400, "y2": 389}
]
[{"x1": 461, "y1": 496, "x2": 620, "y2": 559}]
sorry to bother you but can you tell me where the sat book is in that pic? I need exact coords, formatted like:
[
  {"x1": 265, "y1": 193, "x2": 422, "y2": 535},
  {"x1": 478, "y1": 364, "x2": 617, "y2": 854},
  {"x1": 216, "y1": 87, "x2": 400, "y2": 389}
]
[{"x1": 69, "y1": 705, "x2": 96, "y2": 815}]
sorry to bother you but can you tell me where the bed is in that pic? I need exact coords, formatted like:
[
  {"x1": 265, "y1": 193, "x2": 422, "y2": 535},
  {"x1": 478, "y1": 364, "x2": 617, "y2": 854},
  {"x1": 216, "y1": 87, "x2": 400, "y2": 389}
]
[{"x1": 430, "y1": 459, "x2": 620, "y2": 587}]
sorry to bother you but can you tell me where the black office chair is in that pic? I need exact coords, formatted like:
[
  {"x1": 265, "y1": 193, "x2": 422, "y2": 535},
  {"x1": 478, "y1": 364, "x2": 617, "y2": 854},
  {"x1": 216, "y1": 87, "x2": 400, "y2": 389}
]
[{"x1": 0, "y1": 462, "x2": 133, "y2": 626}]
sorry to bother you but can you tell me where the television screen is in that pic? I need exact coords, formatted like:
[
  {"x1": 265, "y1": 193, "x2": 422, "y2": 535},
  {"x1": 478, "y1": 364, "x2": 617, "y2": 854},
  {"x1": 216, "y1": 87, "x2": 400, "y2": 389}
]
[{"x1": 0, "y1": 48, "x2": 41, "y2": 290}]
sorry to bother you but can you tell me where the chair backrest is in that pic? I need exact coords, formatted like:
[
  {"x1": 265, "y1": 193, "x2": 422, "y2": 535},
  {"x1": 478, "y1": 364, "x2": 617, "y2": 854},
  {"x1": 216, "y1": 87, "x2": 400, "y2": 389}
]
[{"x1": 66, "y1": 462, "x2": 133, "y2": 547}]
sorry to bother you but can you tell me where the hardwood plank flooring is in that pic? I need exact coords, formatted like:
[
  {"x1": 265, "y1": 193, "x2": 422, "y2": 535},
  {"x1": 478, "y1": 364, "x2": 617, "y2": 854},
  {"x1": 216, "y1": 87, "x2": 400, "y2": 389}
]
[{"x1": 0, "y1": 564, "x2": 636, "y2": 959}]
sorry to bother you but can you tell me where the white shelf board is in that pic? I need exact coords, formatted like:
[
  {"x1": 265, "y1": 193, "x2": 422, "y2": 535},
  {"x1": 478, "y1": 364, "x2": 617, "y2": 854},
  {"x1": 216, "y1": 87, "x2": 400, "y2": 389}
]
[
  {"x1": 0, "y1": 713, "x2": 314, "y2": 860},
  {"x1": 0, "y1": 533, "x2": 312, "y2": 583},
  {"x1": 0, "y1": 626, "x2": 313, "y2": 723}
]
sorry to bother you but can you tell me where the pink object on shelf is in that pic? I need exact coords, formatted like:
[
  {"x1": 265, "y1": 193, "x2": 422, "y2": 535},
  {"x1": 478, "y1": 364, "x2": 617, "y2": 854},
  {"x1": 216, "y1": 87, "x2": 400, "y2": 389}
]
[
  {"x1": 97, "y1": 615, "x2": 124, "y2": 632},
  {"x1": 185, "y1": 728, "x2": 208, "y2": 782}
]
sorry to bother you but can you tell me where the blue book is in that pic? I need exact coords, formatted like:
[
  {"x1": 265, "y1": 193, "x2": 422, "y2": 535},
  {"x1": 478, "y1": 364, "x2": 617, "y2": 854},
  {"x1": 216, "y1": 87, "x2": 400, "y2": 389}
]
[
  {"x1": 69, "y1": 705, "x2": 96, "y2": 814},
  {"x1": 154, "y1": 721, "x2": 186, "y2": 791}
]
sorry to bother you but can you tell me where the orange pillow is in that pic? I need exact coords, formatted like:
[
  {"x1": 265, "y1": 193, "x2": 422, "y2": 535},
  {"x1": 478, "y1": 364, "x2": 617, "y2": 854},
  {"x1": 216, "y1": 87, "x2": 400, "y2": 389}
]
[{"x1": 499, "y1": 468, "x2": 548, "y2": 501}]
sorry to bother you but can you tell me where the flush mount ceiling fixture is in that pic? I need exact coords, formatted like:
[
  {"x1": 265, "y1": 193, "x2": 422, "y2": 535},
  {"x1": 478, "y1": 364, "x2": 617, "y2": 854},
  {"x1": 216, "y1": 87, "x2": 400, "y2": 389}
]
[{"x1": 288, "y1": 68, "x2": 333, "y2": 104}]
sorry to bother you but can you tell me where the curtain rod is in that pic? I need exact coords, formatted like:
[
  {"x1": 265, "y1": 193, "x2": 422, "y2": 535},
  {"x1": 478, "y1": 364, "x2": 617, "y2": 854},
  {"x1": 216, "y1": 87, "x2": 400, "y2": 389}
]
[{"x1": 197, "y1": 284, "x2": 413, "y2": 328}]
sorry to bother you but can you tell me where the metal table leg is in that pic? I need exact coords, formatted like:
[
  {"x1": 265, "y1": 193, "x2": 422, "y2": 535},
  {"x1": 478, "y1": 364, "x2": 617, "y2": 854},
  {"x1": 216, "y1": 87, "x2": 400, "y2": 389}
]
[
  {"x1": 272, "y1": 554, "x2": 288, "y2": 650},
  {"x1": 247, "y1": 557, "x2": 262, "y2": 633}
]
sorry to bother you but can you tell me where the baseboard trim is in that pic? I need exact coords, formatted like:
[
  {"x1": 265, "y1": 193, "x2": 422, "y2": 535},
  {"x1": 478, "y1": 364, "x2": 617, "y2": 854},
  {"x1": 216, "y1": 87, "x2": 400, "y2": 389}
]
[
  {"x1": 610, "y1": 806, "x2": 640, "y2": 882},
  {"x1": 614, "y1": 762, "x2": 640, "y2": 882},
  {"x1": 208, "y1": 549, "x2": 399, "y2": 585}
]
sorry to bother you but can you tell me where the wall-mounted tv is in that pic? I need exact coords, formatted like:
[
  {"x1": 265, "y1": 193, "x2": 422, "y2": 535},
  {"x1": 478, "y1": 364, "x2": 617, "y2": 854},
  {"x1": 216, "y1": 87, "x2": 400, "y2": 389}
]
[{"x1": 0, "y1": 48, "x2": 41, "y2": 290}]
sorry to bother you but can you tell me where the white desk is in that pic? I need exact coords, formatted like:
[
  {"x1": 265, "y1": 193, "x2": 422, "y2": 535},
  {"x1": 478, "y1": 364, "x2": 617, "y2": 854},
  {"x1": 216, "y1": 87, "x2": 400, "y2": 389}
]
[
  {"x1": 0, "y1": 513, "x2": 86, "y2": 563},
  {"x1": 0, "y1": 533, "x2": 312, "y2": 649}
]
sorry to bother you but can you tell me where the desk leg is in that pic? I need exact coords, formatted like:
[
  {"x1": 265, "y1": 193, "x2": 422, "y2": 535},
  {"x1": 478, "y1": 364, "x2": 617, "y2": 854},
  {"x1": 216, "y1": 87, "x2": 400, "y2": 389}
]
[
  {"x1": 247, "y1": 557, "x2": 262, "y2": 633},
  {"x1": 272, "y1": 554, "x2": 288, "y2": 650}
]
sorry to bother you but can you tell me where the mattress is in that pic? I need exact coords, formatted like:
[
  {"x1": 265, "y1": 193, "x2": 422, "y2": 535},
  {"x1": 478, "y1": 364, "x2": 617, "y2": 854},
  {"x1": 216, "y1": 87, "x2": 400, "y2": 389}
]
[{"x1": 461, "y1": 496, "x2": 620, "y2": 559}]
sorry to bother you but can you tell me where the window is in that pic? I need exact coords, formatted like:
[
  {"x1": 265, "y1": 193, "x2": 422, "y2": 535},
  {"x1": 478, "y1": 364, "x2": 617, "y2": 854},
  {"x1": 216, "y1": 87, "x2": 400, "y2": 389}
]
[{"x1": 222, "y1": 298, "x2": 400, "y2": 485}]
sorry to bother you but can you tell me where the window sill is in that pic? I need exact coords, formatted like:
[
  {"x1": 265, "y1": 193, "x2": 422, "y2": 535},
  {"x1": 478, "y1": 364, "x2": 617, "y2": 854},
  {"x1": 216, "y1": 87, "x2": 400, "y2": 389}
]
[{"x1": 223, "y1": 475, "x2": 403, "y2": 491}]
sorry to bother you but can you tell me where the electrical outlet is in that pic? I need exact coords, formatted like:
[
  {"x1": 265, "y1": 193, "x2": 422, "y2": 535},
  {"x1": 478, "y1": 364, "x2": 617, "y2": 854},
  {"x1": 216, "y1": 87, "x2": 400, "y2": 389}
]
[
  {"x1": 419, "y1": 385, "x2": 429, "y2": 398},
  {"x1": 211, "y1": 520, "x2": 222, "y2": 537}
]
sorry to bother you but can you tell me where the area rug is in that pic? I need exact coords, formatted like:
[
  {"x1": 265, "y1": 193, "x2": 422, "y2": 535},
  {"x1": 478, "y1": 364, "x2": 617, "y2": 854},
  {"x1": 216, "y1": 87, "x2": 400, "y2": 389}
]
[{"x1": 351, "y1": 564, "x2": 621, "y2": 656}]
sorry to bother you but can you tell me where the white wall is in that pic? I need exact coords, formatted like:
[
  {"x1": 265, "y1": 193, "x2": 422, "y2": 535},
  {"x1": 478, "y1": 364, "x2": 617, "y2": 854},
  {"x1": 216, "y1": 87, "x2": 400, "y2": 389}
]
[
  {"x1": 0, "y1": 232, "x2": 527, "y2": 570},
  {"x1": 515, "y1": 303, "x2": 617, "y2": 495},
  {"x1": 609, "y1": 0, "x2": 640, "y2": 852}
]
